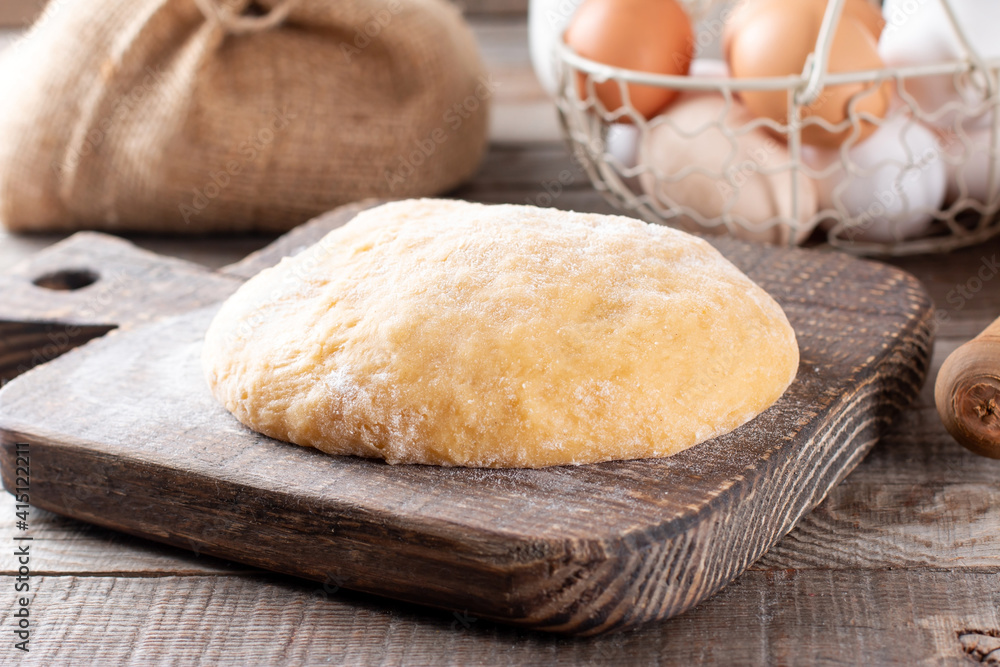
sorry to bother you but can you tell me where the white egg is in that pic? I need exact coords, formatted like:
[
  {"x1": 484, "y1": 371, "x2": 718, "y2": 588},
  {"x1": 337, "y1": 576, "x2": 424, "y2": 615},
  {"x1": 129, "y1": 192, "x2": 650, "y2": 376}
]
[
  {"x1": 639, "y1": 94, "x2": 818, "y2": 245},
  {"x1": 688, "y1": 58, "x2": 730, "y2": 80},
  {"x1": 879, "y1": 0, "x2": 999, "y2": 131},
  {"x1": 803, "y1": 114, "x2": 947, "y2": 243},
  {"x1": 604, "y1": 123, "x2": 641, "y2": 191},
  {"x1": 940, "y1": 125, "x2": 1000, "y2": 204}
]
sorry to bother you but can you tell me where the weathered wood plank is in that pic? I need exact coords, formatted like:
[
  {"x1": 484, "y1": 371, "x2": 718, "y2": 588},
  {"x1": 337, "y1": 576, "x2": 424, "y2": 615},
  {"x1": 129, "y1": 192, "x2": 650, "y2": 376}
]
[
  {"x1": 124, "y1": 234, "x2": 278, "y2": 272},
  {"x1": 755, "y1": 339, "x2": 1000, "y2": 570},
  {"x1": 756, "y1": 475, "x2": 1000, "y2": 570},
  {"x1": 0, "y1": 233, "x2": 239, "y2": 328},
  {"x1": 0, "y1": 233, "x2": 241, "y2": 383},
  {"x1": 0, "y1": 493, "x2": 253, "y2": 575},
  {"x1": 0, "y1": 571, "x2": 996, "y2": 665},
  {"x1": 892, "y1": 243, "x2": 1000, "y2": 341},
  {"x1": 838, "y1": 338, "x2": 1000, "y2": 484}
]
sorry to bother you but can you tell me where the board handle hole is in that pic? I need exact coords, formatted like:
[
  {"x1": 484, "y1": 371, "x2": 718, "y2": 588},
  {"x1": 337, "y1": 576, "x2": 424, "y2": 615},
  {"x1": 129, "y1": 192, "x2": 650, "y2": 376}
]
[{"x1": 32, "y1": 269, "x2": 99, "y2": 291}]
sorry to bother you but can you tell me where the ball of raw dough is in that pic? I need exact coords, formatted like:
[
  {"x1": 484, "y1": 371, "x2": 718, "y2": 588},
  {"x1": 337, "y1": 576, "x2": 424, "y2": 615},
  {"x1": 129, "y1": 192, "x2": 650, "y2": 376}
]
[{"x1": 203, "y1": 199, "x2": 799, "y2": 468}]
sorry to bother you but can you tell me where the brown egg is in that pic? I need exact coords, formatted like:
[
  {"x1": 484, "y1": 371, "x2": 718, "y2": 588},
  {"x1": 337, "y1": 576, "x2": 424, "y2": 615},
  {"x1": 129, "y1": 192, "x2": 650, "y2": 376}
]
[
  {"x1": 843, "y1": 0, "x2": 886, "y2": 40},
  {"x1": 723, "y1": 0, "x2": 885, "y2": 56},
  {"x1": 725, "y1": 0, "x2": 892, "y2": 147},
  {"x1": 564, "y1": 0, "x2": 694, "y2": 119}
]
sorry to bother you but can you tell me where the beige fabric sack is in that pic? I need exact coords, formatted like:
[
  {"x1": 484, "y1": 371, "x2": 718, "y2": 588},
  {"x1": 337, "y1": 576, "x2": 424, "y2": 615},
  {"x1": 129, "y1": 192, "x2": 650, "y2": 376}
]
[{"x1": 0, "y1": 0, "x2": 491, "y2": 233}]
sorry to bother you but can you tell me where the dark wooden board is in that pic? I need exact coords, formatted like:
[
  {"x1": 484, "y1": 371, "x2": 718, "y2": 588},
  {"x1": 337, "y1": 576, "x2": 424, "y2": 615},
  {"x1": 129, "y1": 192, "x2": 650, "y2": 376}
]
[
  {"x1": 0, "y1": 232, "x2": 242, "y2": 383},
  {"x1": 0, "y1": 203, "x2": 934, "y2": 635}
]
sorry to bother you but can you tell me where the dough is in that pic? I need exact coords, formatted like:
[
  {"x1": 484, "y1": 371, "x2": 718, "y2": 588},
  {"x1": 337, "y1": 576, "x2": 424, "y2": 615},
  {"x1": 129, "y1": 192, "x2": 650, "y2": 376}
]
[{"x1": 202, "y1": 199, "x2": 799, "y2": 468}]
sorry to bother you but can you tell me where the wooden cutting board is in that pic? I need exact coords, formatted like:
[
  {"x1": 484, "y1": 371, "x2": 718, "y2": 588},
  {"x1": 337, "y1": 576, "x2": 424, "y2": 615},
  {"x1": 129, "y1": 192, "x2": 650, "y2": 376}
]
[{"x1": 0, "y1": 202, "x2": 934, "y2": 635}]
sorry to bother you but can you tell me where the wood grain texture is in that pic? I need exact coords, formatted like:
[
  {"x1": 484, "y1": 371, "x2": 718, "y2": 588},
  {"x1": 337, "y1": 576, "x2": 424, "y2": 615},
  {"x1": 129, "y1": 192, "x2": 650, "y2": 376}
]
[
  {"x1": 0, "y1": 233, "x2": 241, "y2": 383},
  {"x1": 2, "y1": 570, "x2": 997, "y2": 666},
  {"x1": 0, "y1": 206, "x2": 934, "y2": 635},
  {"x1": 0, "y1": 492, "x2": 254, "y2": 575}
]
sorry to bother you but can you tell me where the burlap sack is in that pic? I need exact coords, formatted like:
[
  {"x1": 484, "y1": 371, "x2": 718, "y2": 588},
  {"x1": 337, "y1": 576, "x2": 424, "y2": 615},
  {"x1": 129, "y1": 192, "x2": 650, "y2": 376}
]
[{"x1": 0, "y1": 0, "x2": 491, "y2": 233}]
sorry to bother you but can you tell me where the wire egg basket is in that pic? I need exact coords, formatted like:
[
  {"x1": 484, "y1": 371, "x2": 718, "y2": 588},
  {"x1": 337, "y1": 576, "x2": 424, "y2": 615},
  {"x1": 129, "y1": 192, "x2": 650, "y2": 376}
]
[{"x1": 553, "y1": 0, "x2": 1000, "y2": 255}]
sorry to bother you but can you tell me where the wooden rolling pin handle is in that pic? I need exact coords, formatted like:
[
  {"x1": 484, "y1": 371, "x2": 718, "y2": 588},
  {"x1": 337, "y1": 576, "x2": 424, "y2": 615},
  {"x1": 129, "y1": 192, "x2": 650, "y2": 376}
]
[{"x1": 935, "y1": 316, "x2": 1000, "y2": 458}]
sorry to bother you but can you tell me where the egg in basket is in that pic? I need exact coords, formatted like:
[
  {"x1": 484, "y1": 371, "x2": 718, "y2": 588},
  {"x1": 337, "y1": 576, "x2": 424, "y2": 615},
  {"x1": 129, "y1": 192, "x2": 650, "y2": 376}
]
[{"x1": 529, "y1": 0, "x2": 1000, "y2": 255}]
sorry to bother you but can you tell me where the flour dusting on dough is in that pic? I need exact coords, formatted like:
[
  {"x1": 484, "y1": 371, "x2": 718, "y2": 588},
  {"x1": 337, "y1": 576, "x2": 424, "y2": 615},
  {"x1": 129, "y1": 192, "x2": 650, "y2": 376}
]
[{"x1": 202, "y1": 199, "x2": 799, "y2": 468}]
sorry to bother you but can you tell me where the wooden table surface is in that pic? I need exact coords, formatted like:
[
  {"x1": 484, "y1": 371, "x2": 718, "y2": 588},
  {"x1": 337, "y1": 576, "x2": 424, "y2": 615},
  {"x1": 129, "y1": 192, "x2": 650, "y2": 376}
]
[{"x1": 2, "y1": 15, "x2": 1000, "y2": 667}]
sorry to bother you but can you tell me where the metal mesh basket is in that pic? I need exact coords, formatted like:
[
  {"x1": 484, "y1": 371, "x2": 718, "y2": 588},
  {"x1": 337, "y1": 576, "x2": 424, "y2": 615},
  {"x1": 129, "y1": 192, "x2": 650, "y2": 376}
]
[{"x1": 553, "y1": 0, "x2": 1000, "y2": 255}]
